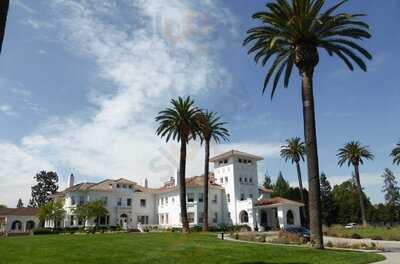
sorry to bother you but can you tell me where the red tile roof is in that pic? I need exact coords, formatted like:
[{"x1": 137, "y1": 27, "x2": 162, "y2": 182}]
[{"x1": 0, "y1": 207, "x2": 39, "y2": 216}]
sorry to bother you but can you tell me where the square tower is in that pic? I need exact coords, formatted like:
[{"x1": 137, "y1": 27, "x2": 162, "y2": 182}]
[{"x1": 210, "y1": 150, "x2": 263, "y2": 225}]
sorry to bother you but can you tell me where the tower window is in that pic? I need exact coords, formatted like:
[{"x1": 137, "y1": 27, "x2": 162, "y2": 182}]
[
  {"x1": 239, "y1": 177, "x2": 242, "y2": 182},
  {"x1": 224, "y1": 159, "x2": 228, "y2": 164},
  {"x1": 240, "y1": 193, "x2": 245, "y2": 201},
  {"x1": 249, "y1": 177, "x2": 253, "y2": 183},
  {"x1": 238, "y1": 158, "x2": 242, "y2": 163},
  {"x1": 224, "y1": 177, "x2": 228, "y2": 183}
]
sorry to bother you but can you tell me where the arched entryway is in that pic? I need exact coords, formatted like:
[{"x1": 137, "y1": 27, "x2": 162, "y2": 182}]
[
  {"x1": 239, "y1": 210, "x2": 249, "y2": 223},
  {"x1": 11, "y1": 220, "x2": 22, "y2": 231},
  {"x1": 120, "y1": 214, "x2": 128, "y2": 228},
  {"x1": 286, "y1": 210, "x2": 294, "y2": 225},
  {"x1": 26, "y1": 220, "x2": 35, "y2": 231}
]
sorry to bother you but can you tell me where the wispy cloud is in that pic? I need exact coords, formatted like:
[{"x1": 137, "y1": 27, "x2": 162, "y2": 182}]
[
  {"x1": 14, "y1": 0, "x2": 37, "y2": 14},
  {"x1": 0, "y1": 0, "x2": 238, "y2": 206},
  {"x1": 22, "y1": 18, "x2": 54, "y2": 30},
  {"x1": 0, "y1": 104, "x2": 18, "y2": 117}
]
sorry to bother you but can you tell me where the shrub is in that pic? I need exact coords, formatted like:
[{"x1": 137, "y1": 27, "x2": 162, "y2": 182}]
[
  {"x1": 371, "y1": 235, "x2": 383, "y2": 240},
  {"x1": 351, "y1": 243, "x2": 361, "y2": 249},
  {"x1": 326, "y1": 241, "x2": 333, "y2": 248},
  {"x1": 351, "y1": 233, "x2": 362, "y2": 239},
  {"x1": 33, "y1": 228, "x2": 59, "y2": 235},
  {"x1": 190, "y1": 225, "x2": 203, "y2": 232}
]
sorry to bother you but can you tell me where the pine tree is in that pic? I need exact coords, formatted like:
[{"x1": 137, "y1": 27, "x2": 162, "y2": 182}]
[
  {"x1": 16, "y1": 198, "x2": 24, "y2": 208},
  {"x1": 263, "y1": 171, "x2": 273, "y2": 189},
  {"x1": 381, "y1": 168, "x2": 400, "y2": 224},
  {"x1": 273, "y1": 172, "x2": 290, "y2": 198},
  {"x1": 29, "y1": 171, "x2": 59, "y2": 207},
  {"x1": 320, "y1": 172, "x2": 335, "y2": 226}
]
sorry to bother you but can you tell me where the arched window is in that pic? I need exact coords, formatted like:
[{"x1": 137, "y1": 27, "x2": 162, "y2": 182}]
[
  {"x1": 11, "y1": 220, "x2": 22, "y2": 231},
  {"x1": 286, "y1": 210, "x2": 294, "y2": 225},
  {"x1": 26, "y1": 220, "x2": 35, "y2": 231},
  {"x1": 239, "y1": 210, "x2": 249, "y2": 223}
]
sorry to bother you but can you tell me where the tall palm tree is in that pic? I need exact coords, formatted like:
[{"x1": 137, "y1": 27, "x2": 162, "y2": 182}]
[
  {"x1": 196, "y1": 111, "x2": 229, "y2": 231},
  {"x1": 0, "y1": 0, "x2": 9, "y2": 53},
  {"x1": 280, "y1": 137, "x2": 306, "y2": 223},
  {"x1": 244, "y1": 0, "x2": 372, "y2": 248},
  {"x1": 155, "y1": 96, "x2": 200, "y2": 232},
  {"x1": 337, "y1": 141, "x2": 374, "y2": 227},
  {"x1": 390, "y1": 140, "x2": 400, "y2": 165}
]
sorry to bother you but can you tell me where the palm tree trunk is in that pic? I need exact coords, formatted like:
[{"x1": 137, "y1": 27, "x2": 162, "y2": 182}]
[
  {"x1": 295, "y1": 161, "x2": 306, "y2": 226},
  {"x1": 354, "y1": 164, "x2": 367, "y2": 227},
  {"x1": 203, "y1": 140, "x2": 210, "y2": 231},
  {"x1": 179, "y1": 139, "x2": 189, "y2": 232},
  {"x1": 301, "y1": 69, "x2": 323, "y2": 249},
  {"x1": 0, "y1": 0, "x2": 9, "y2": 53}
]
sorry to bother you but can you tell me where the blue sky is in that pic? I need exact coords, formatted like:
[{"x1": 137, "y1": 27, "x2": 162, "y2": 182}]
[{"x1": 1, "y1": 0, "x2": 400, "y2": 207}]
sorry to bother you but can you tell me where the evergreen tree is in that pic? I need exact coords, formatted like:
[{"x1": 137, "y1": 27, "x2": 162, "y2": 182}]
[
  {"x1": 263, "y1": 171, "x2": 273, "y2": 189},
  {"x1": 273, "y1": 172, "x2": 290, "y2": 198},
  {"x1": 320, "y1": 173, "x2": 335, "y2": 226},
  {"x1": 16, "y1": 198, "x2": 24, "y2": 208},
  {"x1": 29, "y1": 171, "x2": 59, "y2": 207},
  {"x1": 381, "y1": 168, "x2": 400, "y2": 224},
  {"x1": 0, "y1": 204, "x2": 6, "y2": 209}
]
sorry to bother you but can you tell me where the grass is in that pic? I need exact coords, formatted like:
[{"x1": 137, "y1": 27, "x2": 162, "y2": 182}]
[
  {"x1": 0, "y1": 233, "x2": 384, "y2": 264},
  {"x1": 326, "y1": 225, "x2": 400, "y2": 241}
]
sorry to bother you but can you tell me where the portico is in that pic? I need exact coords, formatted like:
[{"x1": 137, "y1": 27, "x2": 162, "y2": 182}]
[{"x1": 255, "y1": 197, "x2": 303, "y2": 230}]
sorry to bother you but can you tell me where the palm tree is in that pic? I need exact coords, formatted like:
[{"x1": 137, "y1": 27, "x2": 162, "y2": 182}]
[
  {"x1": 244, "y1": 0, "x2": 372, "y2": 248},
  {"x1": 0, "y1": 0, "x2": 9, "y2": 53},
  {"x1": 196, "y1": 111, "x2": 229, "y2": 231},
  {"x1": 280, "y1": 137, "x2": 306, "y2": 223},
  {"x1": 337, "y1": 141, "x2": 374, "y2": 227},
  {"x1": 155, "y1": 96, "x2": 201, "y2": 232},
  {"x1": 390, "y1": 140, "x2": 400, "y2": 165}
]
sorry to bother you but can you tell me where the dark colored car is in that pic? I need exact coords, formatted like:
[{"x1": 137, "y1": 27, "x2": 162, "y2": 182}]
[{"x1": 283, "y1": 226, "x2": 310, "y2": 240}]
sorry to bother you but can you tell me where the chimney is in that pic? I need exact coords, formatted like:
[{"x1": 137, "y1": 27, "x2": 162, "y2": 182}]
[
  {"x1": 174, "y1": 169, "x2": 180, "y2": 186},
  {"x1": 144, "y1": 178, "x2": 148, "y2": 188},
  {"x1": 69, "y1": 174, "x2": 75, "y2": 187}
]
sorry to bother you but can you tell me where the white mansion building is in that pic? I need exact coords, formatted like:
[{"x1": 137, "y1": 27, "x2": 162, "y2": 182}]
[
  {"x1": 0, "y1": 150, "x2": 304, "y2": 234},
  {"x1": 56, "y1": 150, "x2": 303, "y2": 231}
]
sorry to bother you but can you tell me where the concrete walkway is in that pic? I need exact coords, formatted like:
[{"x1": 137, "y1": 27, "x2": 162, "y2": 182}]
[
  {"x1": 324, "y1": 236, "x2": 400, "y2": 264},
  {"x1": 219, "y1": 234, "x2": 400, "y2": 263}
]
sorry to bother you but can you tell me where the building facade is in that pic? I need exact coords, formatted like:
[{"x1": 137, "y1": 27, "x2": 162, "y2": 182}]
[
  {"x1": 0, "y1": 208, "x2": 40, "y2": 235},
  {"x1": 54, "y1": 150, "x2": 303, "y2": 231}
]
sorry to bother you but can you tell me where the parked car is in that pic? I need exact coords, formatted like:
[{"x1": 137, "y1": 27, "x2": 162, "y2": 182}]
[
  {"x1": 283, "y1": 226, "x2": 310, "y2": 240},
  {"x1": 345, "y1": 223, "x2": 357, "y2": 229}
]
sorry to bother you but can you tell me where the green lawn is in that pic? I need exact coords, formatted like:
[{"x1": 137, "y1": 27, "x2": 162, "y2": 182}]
[
  {"x1": 0, "y1": 233, "x2": 384, "y2": 264},
  {"x1": 327, "y1": 226, "x2": 400, "y2": 241}
]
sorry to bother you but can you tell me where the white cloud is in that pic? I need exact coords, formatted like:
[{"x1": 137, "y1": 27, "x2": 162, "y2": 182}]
[
  {"x1": 0, "y1": 143, "x2": 55, "y2": 206},
  {"x1": 0, "y1": 0, "x2": 239, "y2": 206},
  {"x1": 0, "y1": 104, "x2": 18, "y2": 117}
]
